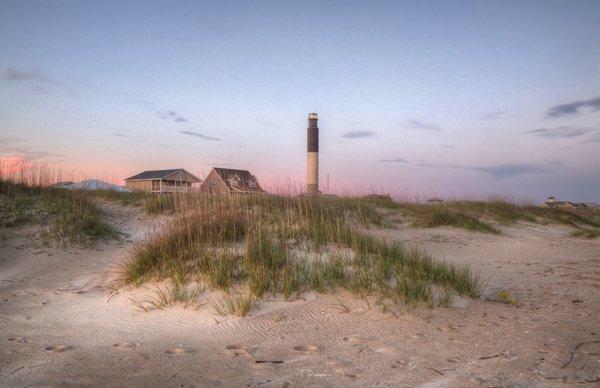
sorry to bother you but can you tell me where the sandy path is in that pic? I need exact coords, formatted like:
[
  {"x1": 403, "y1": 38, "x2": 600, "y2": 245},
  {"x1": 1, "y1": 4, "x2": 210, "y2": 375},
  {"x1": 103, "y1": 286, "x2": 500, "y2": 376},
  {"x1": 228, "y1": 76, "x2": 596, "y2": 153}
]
[{"x1": 1, "y1": 205, "x2": 599, "y2": 386}]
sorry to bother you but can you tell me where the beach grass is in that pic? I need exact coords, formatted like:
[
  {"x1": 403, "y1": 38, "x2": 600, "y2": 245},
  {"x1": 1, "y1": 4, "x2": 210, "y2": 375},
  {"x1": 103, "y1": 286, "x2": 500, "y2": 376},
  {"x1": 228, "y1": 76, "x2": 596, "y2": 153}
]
[
  {"x1": 123, "y1": 193, "x2": 485, "y2": 314},
  {"x1": 572, "y1": 227, "x2": 600, "y2": 239},
  {"x1": 3, "y1": 163, "x2": 597, "y2": 315},
  {"x1": 208, "y1": 292, "x2": 257, "y2": 317},
  {"x1": 122, "y1": 192, "x2": 600, "y2": 314},
  {"x1": 0, "y1": 179, "x2": 118, "y2": 247},
  {"x1": 361, "y1": 195, "x2": 600, "y2": 234}
]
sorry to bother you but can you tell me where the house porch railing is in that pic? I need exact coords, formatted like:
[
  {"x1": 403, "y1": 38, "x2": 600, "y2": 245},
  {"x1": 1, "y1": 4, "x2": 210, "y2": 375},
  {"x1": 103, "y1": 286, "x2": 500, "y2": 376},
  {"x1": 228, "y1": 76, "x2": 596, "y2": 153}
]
[{"x1": 152, "y1": 185, "x2": 189, "y2": 193}]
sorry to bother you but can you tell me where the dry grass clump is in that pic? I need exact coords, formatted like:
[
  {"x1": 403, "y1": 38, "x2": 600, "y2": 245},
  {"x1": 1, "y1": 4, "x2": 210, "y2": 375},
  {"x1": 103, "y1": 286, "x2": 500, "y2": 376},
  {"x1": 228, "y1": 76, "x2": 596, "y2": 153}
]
[
  {"x1": 0, "y1": 180, "x2": 118, "y2": 247},
  {"x1": 363, "y1": 196, "x2": 600, "y2": 235},
  {"x1": 92, "y1": 189, "x2": 151, "y2": 207},
  {"x1": 208, "y1": 292, "x2": 257, "y2": 317},
  {"x1": 124, "y1": 194, "x2": 484, "y2": 315},
  {"x1": 572, "y1": 228, "x2": 600, "y2": 239},
  {"x1": 497, "y1": 290, "x2": 518, "y2": 306},
  {"x1": 408, "y1": 205, "x2": 500, "y2": 234},
  {"x1": 143, "y1": 194, "x2": 176, "y2": 214},
  {"x1": 129, "y1": 282, "x2": 206, "y2": 311}
]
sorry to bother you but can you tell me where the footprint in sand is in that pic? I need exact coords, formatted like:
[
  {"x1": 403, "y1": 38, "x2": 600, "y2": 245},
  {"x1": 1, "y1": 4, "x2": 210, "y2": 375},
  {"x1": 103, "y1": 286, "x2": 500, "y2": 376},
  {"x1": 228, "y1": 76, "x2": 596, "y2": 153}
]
[
  {"x1": 344, "y1": 373, "x2": 358, "y2": 381},
  {"x1": 391, "y1": 359, "x2": 408, "y2": 369},
  {"x1": 293, "y1": 345, "x2": 321, "y2": 355},
  {"x1": 344, "y1": 335, "x2": 373, "y2": 344},
  {"x1": 165, "y1": 345, "x2": 196, "y2": 355},
  {"x1": 374, "y1": 345, "x2": 398, "y2": 355},
  {"x1": 113, "y1": 341, "x2": 141, "y2": 349},
  {"x1": 8, "y1": 337, "x2": 28, "y2": 344},
  {"x1": 44, "y1": 345, "x2": 73, "y2": 353},
  {"x1": 324, "y1": 357, "x2": 361, "y2": 379},
  {"x1": 225, "y1": 344, "x2": 256, "y2": 358}
]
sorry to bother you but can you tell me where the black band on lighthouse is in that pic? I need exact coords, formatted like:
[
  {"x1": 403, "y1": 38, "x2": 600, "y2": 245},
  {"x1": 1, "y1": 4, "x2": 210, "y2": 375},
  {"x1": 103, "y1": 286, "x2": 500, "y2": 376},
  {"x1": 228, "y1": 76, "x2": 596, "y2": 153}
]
[{"x1": 307, "y1": 119, "x2": 319, "y2": 153}]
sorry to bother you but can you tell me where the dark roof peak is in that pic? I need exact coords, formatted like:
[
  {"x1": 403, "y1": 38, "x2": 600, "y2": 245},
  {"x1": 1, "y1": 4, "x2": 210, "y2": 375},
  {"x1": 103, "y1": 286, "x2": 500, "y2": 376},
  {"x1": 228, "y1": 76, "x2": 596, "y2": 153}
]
[
  {"x1": 211, "y1": 167, "x2": 263, "y2": 192},
  {"x1": 213, "y1": 167, "x2": 253, "y2": 176},
  {"x1": 125, "y1": 168, "x2": 199, "y2": 181}
]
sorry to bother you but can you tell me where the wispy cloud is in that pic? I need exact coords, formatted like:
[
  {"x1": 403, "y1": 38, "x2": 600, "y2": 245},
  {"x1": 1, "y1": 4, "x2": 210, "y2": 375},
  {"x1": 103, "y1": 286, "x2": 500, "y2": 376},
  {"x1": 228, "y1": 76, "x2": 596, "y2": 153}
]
[
  {"x1": 3, "y1": 69, "x2": 186, "y2": 122},
  {"x1": 416, "y1": 161, "x2": 438, "y2": 168},
  {"x1": 160, "y1": 110, "x2": 188, "y2": 123},
  {"x1": 579, "y1": 131, "x2": 600, "y2": 144},
  {"x1": 525, "y1": 126, "x2": 596, "y2": 138},
  {"x1": 126, "y1": 97, "x2": 155, "y2": 108},
  {"x1": 1, "y1": 66, "x2": 76, "y2": 95},
  {"x1": 0, "y1": 146, "x2": 63, "y2": 160},
  {"x1": 546, "y1": 96, "x2": 600, "y2": 118},
  {"x1": 407, "y1": 119, "x2": 442, "y2": 131},
  {"x1": 1, "y1": 67, "x2": 54, "y2": 83},
  {"x1": 112, "y1": 133, "x2": 128, "y2": 138},
  {"x1": 0, "y1": 136, "x2": 26, "y2": 145},
  {"x1": 340, "y1": 130, "x2": 376, "y2": 139},
  {"x1": 378, "y1": 157, "x2": 409, "y2": 163},
  {"x1": 457, "y1": 163, "x2": 551, "y2": 179},
  {"x1": 179, "y1": 130, "x2": 221, "y2": 141},
  {"x1": 442, "y1": 144, "x2": 454, "y2": 149},
  {"x1": 413, "y1": 159, "x2": 553, "y2": 179},
  {"x1": 479, "y1": 110, "x2": 505, "y2": 120},
  {"x1": 125, "y1": 98, "x2": 189, "y2": 123}
]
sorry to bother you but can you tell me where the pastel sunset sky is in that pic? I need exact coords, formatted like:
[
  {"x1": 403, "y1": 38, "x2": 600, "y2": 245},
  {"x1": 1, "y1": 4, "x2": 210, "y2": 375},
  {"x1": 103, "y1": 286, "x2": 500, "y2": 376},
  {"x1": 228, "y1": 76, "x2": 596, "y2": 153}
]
[{"x1": 1, "y1": 0, "x2": 599, "y2": 201}]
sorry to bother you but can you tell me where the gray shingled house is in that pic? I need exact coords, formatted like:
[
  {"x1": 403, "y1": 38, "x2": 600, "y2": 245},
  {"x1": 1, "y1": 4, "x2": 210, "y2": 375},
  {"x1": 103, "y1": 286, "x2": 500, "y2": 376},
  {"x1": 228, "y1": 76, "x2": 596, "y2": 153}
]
[
  {"x1": 541, "y1": 196, "x2": 587, "y2": 210},
  {"x1": 125, "y1": 169, "x2": 201, "y2": 193},
  {"x1": 199, "y1": 167, "x2": 264, "y2": 194}
]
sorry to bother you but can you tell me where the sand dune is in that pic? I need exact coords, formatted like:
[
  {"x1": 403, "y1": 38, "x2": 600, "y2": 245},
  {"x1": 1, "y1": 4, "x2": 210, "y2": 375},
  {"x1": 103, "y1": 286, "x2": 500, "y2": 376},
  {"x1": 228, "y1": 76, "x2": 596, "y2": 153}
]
[{"x1": 1, "y1": 204, "x2": 599, "y2": 386}]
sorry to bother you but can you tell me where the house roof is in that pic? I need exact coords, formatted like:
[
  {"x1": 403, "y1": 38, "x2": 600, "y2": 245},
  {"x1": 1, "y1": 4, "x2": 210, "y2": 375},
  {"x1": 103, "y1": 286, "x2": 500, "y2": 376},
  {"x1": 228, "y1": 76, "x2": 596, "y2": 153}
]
[
  {"x1": 50, "y1": 181, "x2": 74, "y2": 187},
  {"x1": 427, "y1": 197, "x2": 444, "y2": 202},
  {"x1": 545, "y1": 200, "x2": 571, "y2": 206},
  {"x1": 61, "y1": 179, "x2": 130, "y2": 192},
  {"x1": 125, "y1": 168, "x2": 200, "y2": 182},
  {"x1": 212, "y1": 167, "x2": 263, "y2": 192},
  {"x1": 544, "y1": 200, "x2": 588, "y2": 208}
]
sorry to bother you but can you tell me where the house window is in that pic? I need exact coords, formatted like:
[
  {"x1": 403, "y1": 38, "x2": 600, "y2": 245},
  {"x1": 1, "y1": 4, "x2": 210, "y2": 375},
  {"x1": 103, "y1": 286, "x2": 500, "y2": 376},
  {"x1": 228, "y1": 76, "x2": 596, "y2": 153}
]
[{"x1": 152, "y1": 180, "x2": 160, "y2": 190}]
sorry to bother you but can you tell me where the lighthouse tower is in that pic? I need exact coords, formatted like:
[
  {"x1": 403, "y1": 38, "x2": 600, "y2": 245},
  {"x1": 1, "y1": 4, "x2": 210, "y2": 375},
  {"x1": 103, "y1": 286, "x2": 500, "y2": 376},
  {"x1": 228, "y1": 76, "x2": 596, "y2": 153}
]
[{"x1": 307, "y1": 113, "x2": 319, "y2": 195}]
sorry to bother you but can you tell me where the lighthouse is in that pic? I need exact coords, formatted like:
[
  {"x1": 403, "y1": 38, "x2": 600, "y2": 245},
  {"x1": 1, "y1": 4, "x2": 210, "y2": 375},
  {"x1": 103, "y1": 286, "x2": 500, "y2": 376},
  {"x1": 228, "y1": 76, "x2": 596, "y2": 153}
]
[{"x1": 307, "y1": 113, "x2": 319, "y2": 195}]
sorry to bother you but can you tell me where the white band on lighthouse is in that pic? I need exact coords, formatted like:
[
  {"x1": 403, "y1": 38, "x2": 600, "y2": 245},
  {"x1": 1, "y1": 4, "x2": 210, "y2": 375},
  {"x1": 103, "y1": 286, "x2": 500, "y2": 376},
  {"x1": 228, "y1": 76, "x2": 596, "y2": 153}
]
[{"x1": 307, "y1": 151, "x2": 318, "y2": 194}]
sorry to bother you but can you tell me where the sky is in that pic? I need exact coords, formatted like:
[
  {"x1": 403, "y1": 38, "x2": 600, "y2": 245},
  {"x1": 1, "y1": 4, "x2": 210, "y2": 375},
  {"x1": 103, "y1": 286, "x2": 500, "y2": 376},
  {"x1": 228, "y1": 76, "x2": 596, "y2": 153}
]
[{"x1": 0, "y1": 0, "x2": 599, "y2": 202}]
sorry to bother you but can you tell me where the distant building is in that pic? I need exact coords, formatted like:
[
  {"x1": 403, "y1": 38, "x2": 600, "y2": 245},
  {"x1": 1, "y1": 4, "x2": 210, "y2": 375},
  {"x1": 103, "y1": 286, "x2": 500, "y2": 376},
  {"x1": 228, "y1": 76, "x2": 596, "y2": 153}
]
[
  {"x1": 362, "y1": 194, "x2": 393, "y2": 202},
  {"x1": 541, "y1": 196, "x2": 587, "y2": 210},
  {"x1": 52, "y1": 179, "x2": 129, "y2": 192},
  {"x1": 200, "y1": 167, "x2": 264, "y2": 194},
  {"x1": 426, "y1": 197, "x2": 444, "y2": 204},
  {"x1": 125, "y1": 169, "x2": 201, "y2": 193},
  {"x1": 50, "y1": 181, "x2": 74, "y2": 188}
]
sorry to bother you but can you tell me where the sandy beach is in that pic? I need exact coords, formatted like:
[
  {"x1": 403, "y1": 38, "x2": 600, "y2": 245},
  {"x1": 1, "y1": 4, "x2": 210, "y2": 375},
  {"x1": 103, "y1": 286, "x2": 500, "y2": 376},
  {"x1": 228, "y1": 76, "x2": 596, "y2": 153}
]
[
  {"x1": 3, "y1": 1, "x2": 599, "y2": 385},
  {"x1": 1, "y1": 203, "x2": 598, "y2": 386}
]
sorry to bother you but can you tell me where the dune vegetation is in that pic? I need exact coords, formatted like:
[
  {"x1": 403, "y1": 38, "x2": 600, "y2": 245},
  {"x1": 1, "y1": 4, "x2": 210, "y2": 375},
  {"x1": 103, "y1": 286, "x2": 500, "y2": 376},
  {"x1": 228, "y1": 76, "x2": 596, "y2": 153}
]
[
  {"x1": 122, "y1": 194, "x2": 485, "y2": 315},
  {"x1": 0, "y1": 178, "x2": 118, "y2": 247},
  {"x1": 2, "y1": 164, "x2": 598, "y2": 315},
  {"x1": 121, "y1": 193, "x2": 599, "y2": 314},
  {"x1": 361, "y1": 195, "x2": 600, "y2": 235}
]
